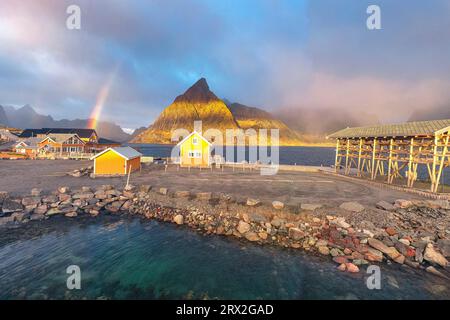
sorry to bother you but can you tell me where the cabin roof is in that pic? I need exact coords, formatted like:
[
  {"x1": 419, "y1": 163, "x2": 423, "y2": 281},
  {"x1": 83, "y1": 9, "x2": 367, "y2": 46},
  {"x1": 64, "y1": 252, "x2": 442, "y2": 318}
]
[
  {"x1": 15, "y1": 137, "x2": 42, "y2": 148},
  {"x1": 42, "y1": 133, "x2": 83, "y2": 144},
  {"x1": 176, "y1": 131, "x2": 212, "y2": 146},
  {"x1": 19, "y1": 128, "x2": 97, "y2": 139},
  {"x1": 327, "y1": 119, "x2": 450, "y2": 139},
  {"x1": 90, "y1": 146, "x2": 142, "y2": 160}
]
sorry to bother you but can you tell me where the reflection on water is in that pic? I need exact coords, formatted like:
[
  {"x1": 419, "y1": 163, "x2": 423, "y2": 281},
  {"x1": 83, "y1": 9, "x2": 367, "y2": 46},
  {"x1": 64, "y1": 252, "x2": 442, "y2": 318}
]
[{"x1": 1, "y1": 217, "x2": 449, "y2": 300}]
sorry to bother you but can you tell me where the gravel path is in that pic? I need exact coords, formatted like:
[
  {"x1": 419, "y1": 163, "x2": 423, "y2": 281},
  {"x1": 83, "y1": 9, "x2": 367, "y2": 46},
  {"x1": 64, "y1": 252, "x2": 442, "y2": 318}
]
[{"x1": 0, "y1": 160, "x2": 424, "y2": 208}]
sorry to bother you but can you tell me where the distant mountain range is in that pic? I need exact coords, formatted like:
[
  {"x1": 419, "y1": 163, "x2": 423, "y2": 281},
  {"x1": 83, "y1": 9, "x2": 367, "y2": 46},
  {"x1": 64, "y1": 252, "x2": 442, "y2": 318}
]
[
  {"x1": 0, "y1": 104, "x2": 131, "y2": 142},
  {"x1": 130, "y1": 78, "x2": 303, "y2": 145}
]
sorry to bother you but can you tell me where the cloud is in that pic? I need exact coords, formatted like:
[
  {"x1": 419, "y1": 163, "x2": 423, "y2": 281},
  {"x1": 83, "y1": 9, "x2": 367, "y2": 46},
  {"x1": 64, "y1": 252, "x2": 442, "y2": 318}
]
[{"x1": 0, "y1": 0, "x2": 449, "y2": 128}]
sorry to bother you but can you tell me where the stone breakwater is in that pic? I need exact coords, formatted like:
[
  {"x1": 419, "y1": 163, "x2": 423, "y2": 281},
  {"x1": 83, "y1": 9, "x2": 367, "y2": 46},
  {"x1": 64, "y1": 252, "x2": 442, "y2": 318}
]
[{"x1": 1, "y1": 186, "x2": 449, "y2": 277}]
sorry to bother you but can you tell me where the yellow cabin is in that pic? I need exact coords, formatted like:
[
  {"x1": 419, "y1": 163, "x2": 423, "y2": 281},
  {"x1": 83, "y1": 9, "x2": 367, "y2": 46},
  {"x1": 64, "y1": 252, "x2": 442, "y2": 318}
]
[
  {"x1": 91, "y1": 147, "x2": 142, "y2": 176},
  {"x1": 177, "y1": 131, "x2": 212, "y2": 167}
]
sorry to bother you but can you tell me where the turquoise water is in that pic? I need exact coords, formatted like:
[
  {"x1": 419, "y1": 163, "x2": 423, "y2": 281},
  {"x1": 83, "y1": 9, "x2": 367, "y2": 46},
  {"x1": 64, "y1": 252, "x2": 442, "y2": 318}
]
[{"x1": 1, "y1": 217, "x2": 449, "y2": 300}]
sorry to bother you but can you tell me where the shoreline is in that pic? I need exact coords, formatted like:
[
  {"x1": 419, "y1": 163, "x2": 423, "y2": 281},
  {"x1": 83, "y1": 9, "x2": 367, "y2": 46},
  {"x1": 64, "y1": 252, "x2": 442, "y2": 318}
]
[
  {"x1": 126, "y1": 143, "x2": 335, "y2": 148},
  {"x1": 1, "y1": 184, "x2": 449, "y2": 278}
]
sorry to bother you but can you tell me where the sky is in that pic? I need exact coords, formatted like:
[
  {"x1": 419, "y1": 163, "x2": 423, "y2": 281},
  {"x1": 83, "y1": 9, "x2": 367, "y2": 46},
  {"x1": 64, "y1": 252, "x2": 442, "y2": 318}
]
[{"x1": 0, "y1": 0, "x2": 449, "y2": 130}]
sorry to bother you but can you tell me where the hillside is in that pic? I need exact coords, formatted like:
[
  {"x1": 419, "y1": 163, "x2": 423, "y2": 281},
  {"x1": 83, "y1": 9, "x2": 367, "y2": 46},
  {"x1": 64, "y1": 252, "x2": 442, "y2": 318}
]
[
  {"x1": 131, "y1": 78, "x2": 303, "y2": 145},
  {"x1": 226, "y1": 102, "x2": 302, "y2": 145}
]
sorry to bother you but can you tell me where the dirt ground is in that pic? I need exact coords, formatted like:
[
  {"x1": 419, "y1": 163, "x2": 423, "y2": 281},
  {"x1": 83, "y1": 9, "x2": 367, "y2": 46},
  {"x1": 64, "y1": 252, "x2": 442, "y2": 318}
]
[{"x1": 0, "y1": 160, "x2": 424, "y2": 209}]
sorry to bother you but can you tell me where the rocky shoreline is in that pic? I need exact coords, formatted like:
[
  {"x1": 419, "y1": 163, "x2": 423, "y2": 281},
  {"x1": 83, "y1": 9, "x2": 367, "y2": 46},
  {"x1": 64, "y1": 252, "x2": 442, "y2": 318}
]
[{"x1": 1, "y1": 185, "x2": 449, "y2": 278}]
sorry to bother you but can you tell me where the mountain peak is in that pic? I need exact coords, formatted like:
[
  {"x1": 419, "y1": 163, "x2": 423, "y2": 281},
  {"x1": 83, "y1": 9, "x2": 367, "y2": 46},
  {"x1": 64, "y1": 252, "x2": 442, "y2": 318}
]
[{"x1": 174, "y1": 78, "x2": 219, "y2": 103}]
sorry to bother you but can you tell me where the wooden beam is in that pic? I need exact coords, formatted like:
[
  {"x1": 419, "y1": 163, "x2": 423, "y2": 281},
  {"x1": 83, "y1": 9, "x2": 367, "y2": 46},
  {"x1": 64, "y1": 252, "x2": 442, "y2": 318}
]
[
  {"x1": 335, "y1": 138, "x2": 340, "y2": 173},
  {"x1": 387, "y1": 138, "x2": 393, "y2": 184},
  {"x1": 371, "y1": 138, "x2": 377, "y2": 180}
]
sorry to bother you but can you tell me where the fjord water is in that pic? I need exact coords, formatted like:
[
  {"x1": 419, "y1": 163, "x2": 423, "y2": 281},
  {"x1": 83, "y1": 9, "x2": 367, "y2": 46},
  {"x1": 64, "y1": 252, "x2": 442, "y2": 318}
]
[{"x1": 1, "y1": 217, "x2": 449, "y2": 300}]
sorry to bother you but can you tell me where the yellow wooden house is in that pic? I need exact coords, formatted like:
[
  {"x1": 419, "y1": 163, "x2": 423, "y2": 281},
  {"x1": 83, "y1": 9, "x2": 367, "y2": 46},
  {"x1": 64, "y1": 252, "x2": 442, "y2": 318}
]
[
  {"x1": 90, "y1": 147, "x2": 142, "y2": 176},
  {"x1": 177, "y1": 131, "x2": 212, "y2": 167}
]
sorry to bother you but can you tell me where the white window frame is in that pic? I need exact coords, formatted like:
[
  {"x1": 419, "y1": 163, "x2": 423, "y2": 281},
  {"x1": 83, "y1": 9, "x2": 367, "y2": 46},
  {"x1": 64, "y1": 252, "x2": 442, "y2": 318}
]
[
  {"x1": 188, "y1": 150, "x2": 202, "y2": 158},
  {"x1": 192, "y1": 137, "x2": 199, "y2": 145}
]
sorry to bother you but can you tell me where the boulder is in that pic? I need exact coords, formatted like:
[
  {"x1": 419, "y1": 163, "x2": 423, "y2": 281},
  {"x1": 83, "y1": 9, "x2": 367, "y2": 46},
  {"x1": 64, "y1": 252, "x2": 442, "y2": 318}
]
[
  {"x1": 245, "y1": 232, "x2": 259, "y2": 242},
  {"x1": 272, "y1": 201, "x2": 284, "y2": 210},
  {"x1": 11, "y1": 211, "x2": 27, "y2": 222},
  {"x1": 46, "y1": 208, "x2": 62, "y2": 216},
  {"x1": 124, "y1": 184, "x2": 135, "y2": 192},
  {"x1": 159, "y1": 187, "x2": 168, "y2": 195},
  {"x1": 258, "y1": 232, "x2": 268, "y2": 240},
  {"x1": 21, "y1": 197, "x2": 41, "y2": 207},
  {"x1": 339, "y1": 202, "x2": 364, "y2": 213},
  {"x1": 246, "y1": 198, "x2": 260, "y2": 206},
  {"x1": 42, "y1": 195, "x2": 58, "y2": 203},
  {"x1": 318, "y1": 246, "x2": 330, "y2": 255},
  {"x1": 424, "y1": 243, "x2": 449, "y2": 267},
  {"x1": 196, "y1": 192, "x2": 212, "y2": 200},
  {"x1": 173, "y1": 214, "x2": 184, "y2": 225},
  {"x1": 106, "y1": 201, "x2": 124, "y2": 213},
  {"x1": 270, "y1": 217, "x2": 286, "y2": 228},
  {"x1": 394, "y1": 199, "x2": 413, "y2": 208},
  {"x1": 59, "y1": 194, "x2": 72, "y2": 202},
  {"x1": 81, "y1": 186, "x2": 92, "y2": 192},
  {"x1": 333, "y1": 256, "x2": 349, "y2": 264},
  {"x1": 315, "y1": 239, "x2": 328, "y2": 247},
  {"x1": 365, "y1": 248, "x2": 384, "y2": 262},
  {"x1": 2, "y1": 199, "x2": 23, "y2": 214},
  {"x1": 331, "y1": 217, "x2": 351, "y2": 229},
  {"x1": 72, "y1": 192, "x2": 94, "y2": 200},
  {"x1": 237, "y1": 221, "x2": 251, "y2": 234},
  {"x1": 31, "y1": 188, "x2": 42, "y2": 197},
  {"x1": 248, "y1": 213, "x2": 267, "y2": 223},
  {"x1": 437, "y1": 239, "x2": 450, "y2": 258},
  {"x1": 175, "y1": 191, "x2": 190, "y2": 198},
  {"x1": 0, "y1": 191, "x2": 9, "y2": 203},
  {"x1": 65, "y1": 211, "x2": 78, "y2": 218},
  {"x1": 219, "y1": 193, "x2": 233, "y2": 202},
  {"x1": 57, "y1": 186, "x2": 69, "y2": 194},
  {"x1": 345, "y1": 263, "x2": 360, "y2": 273},
  {"x1": 426, "y1": 200, "x2": 450, "y2": 210},
  {"x1": 385, "y1": 227, "x2": 397, "y2": 236},
  {"x1": 337, "y1": 263, "x2": 347, "y2": 271},
  {"x1": 376, "y1": 200, "x2": 395, "y2": 211},
  {"x1": 300, "y1": 203, "x2": 323, "y2": 211},
  {"x1": 288, "y1": 227, "x2": 306, "y2": 240},
  {"x1": 34, "y1": 205, "x2": 48, "y2": 215}
]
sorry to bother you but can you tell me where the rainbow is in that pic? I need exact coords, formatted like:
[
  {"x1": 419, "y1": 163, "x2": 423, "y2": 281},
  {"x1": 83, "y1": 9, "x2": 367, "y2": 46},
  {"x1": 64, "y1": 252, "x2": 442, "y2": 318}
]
[{"x1": 87, "y1": 69, "x2": 118, "y2": 129}]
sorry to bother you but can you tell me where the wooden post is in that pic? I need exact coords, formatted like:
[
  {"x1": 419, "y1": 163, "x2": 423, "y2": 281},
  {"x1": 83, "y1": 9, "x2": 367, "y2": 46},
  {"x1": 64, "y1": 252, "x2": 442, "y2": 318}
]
[
  {"x1": 126, "y1": 164, "x2": 132, "y2": 189},
  {"x1": 433, "y1": 134, "x2": 449, "y2": 192},
  {"x1": 357, "y1": 138, "x2": 363, "y2": 177},
  {"x1": 407, "y1": 138, "x2": 414, "y2": 187},
  {"x1": 335, "y1": 139, "x2": 340, "y2": 173},
  {"x1": 345, "y1": 139, "x2": 350, "y2": 175},
  {"x1": 387, "y1": 139, "x2": 394, "y2": 184},
  {"x1": 431, "y1": 136, "x2": 438, "y2": 192},
  {"x1": 371, "y1": 138, "x2": 377, "y2": 180}
]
